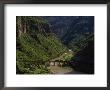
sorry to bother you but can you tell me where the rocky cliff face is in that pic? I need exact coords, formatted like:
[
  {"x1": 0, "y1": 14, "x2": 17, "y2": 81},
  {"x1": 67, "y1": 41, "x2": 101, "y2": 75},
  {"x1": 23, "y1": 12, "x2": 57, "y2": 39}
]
[{"x1": 16, "y1": 16, "x2": 52, "y2": 37}]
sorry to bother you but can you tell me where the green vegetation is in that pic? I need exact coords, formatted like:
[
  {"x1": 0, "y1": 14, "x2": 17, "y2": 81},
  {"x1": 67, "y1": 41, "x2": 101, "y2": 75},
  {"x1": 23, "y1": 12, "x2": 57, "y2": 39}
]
[
  {"x1": 68, "y1": 33, "x2": 94, "y2": 52},
  {"x1": 16, "y1": 16, "x2": 94, "y2": 74},
  {"x1": 16, "y1": 16, "x2": 66, "y2": 74},
  {"x1": 59, "y1": 52, "x2": 74, "y2": 62}
]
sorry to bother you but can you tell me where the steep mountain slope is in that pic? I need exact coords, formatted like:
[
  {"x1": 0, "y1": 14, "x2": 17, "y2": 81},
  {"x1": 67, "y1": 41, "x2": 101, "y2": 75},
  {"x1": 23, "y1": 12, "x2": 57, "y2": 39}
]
[
  {"x1": 16, "y1": 16, "x2": 66, "y2": 74},
  {"x1": 69, "y1": 36, "x2": 94, "y2": 74},
  {"x1": 16, "y1": 16, "x2": 94, "y2": 74},
  {"x1": 43, "y1": 16, "x2": 94, "y2": 52},
  {"x1": 43, "y1": 16, "x2": 94, "y2": 74},
  {"x1": 43, "y1": 16, "x2": 77, "y2": 38}
]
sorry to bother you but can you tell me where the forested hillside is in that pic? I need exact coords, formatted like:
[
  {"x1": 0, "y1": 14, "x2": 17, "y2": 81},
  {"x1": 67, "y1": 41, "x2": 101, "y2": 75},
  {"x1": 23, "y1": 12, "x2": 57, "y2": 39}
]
[
  {"x1": 69, "y1": 35, "x2": 94, "y2": 74},
  {"x1": 16, "y1": 16, "x2": 94, "y2": 74},
  {"x1": 16, "y1": 16, "x2": 66, "y2": 74},
  {"x1": 44, "y1": 16, "x2": 94, "y2": 52}
]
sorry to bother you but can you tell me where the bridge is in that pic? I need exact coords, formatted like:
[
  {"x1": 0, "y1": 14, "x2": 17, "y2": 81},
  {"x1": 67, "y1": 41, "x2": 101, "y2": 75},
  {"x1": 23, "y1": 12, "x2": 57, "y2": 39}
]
[
  {"x1": 46, "y1": 50, "x2": 74, "y2": 67},
  {"x1": 47, "y1": 59, "x2": 69, "y2": 67}
]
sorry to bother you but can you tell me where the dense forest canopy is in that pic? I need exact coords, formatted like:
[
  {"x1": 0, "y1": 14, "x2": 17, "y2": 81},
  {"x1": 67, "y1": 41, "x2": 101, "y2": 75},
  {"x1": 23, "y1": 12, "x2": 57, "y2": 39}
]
[{"x1": 16, "y1": 16, "x2": 94, "y2": 74}]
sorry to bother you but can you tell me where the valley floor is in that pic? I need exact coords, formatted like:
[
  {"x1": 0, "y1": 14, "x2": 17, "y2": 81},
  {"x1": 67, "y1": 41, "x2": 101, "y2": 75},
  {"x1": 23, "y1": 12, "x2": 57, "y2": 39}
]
[
  {"x1": 48, "y1": 66, "x2": 84, "y2": 74},
  {"x1": 47, "y1": 50, "x2": 84, "y2": 74}
]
